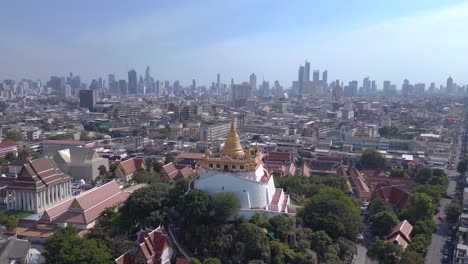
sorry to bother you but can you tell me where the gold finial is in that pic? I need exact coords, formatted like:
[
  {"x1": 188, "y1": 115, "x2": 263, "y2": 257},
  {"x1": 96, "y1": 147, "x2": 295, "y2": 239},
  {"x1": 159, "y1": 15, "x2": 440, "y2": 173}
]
[{"x1": 221, "y1": 113, "x2": 245, "y2": 158}]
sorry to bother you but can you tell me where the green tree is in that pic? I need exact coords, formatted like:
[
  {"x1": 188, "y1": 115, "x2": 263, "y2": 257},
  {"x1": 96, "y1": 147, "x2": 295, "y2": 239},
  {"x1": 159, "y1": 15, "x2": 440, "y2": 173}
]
[
  {"x1": 120, "y1": 183, "x2": 170, "y2": 226},
  {"x1": 190, "y1": 258, "x2": 202, "y2": 264},
  {"x1": 299, "y1": 187, "x2": 362, "y2": 240},
  {"x1": 80, "y1": 131, "x2": 91, "y2": 141},
  {"x1": 415, "y1": 167, "x2": 433, "y2": 184},
  {"x1": 212, "y1": 192, "x2": 240, "y2": 222},
  {"x1": 4, "y1": 152, "x2": 16, "y2": 162},
  {"x1": 368, "y1": 197, "x2": 393, "y2": 216},
  {"x1": 236, "y1": 222, "x2": 269, "y2": 260},
  {"x1": 412, "y1": 219, "x2": 436, "y2": 237},
  {"x1": 268, "y1": 214, "x2": 296, "y2": 243},
  {"x1": 389, "y1": 168, "x2": 406, "y2": 178},
  {"x1": 361, "y1": 148, "x2": 386, "y2": 169},
  {"x1": 406, "y1": 234, "x2": 430, "y2": 256},
  {"x1": 367, "y1": 240, "x2": 402, "y2": 264},
  {"x1": 413, "y1": 184, "x2": 445, "y2": 204},
  {"x1": 177, "y1": 189, "x2": 211, "y2": 225},
  {"x1": 370, "y1": 211, "x2": 399, "y2": 236},
  {"x1": 203, "y1": 258, "x2": 222, "y2": 264},
  {"x1": 17, "y1": 146, "x2": 36, "y2": 161},
  {"x1": 400, "y1": 250, "x2": 425, "y2": 264},
  {"x1": 98, "y1": 165, "x2": 107, "y2": 176},
  {"x1": 248, "y1": 260, "x2": 265, "y2": 264},
  {"x1": 309, "y1": 231, "x2": 339, "y2": 261},
  {"x1": 400, "y1": 193, "x2": 436, "y2": 224},
  {"x1": 164, "y1": 153, "x2": 176, "y2": 164},
  {"x1": 0, "y1": 158, "x2": 5, "y2": 165},
  {"x1": 153, "y1": 161, "x2": 164, "y2": 172},
  {"x1": 43, "y1": 226, "x2": 113, "y2": 264},
  {"x1": 445, "y1": 200, "x2": 462, "y2": 225},
  {"x1": 3, "y1": 130, "x2": 22, "y2": 141},
  {"x1": 0, "y1": 213, "x2": 19, "y2": 229}
]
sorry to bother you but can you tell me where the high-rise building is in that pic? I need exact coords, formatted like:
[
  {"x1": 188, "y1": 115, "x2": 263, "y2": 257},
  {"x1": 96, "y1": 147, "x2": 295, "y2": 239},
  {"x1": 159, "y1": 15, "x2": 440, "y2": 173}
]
[
  {"x1": 371, "y1": 80, "x2": 376, "y2": 92},
  {"x1": 144, "y1": 66, "x2": 151, "y2": 84},
  {"x1": 363, "y1": 77, "x2": 371, "y2": 94},
  {"x1": 414, "y1": 83, "x2": 425, "y2": 94},
  {"x1": 119, "y1": 80, "x2": 127, "y2": 95},
  {"x1": 447, "y1": 77, "x2": 453, "y2": 93},
  {"x1": 383, "y1": 81, "x2": 391, "y2": 93},
  {"x1": 250, "y1": 73, "x2": 257, "y2": 93},
  {"x1": 304, "y1": 60, "x2": 310, "y2": 82},
  {"x1": 79, "y1": 90, "x2": 97, "y2": 110},
  {"x1": 231, "y1": 83, "x2": 251, "y2": 107},
  {"x1": 322, "y1": 70, "x2": 328, "y2": 85},
  {"x1": 298, "y1": 65, "x2": 304, "y2": 94},
  {"x1": 402, "y1": 79, "x2": 413, "y2": 95},
  {"x1": 428, "y1": 82, "x2": 436, "y2": 93},
  {"x1": 128, "y1": 69, "x2": 137, "y2": 94},
  {"x1": 217, "y1": 73, "x2": 221, "y2": 93},
  {"x1": 192, "y1": 79, "x2": 196, "y2": 90},
  {"x1": 313, "y1": 70, "x2": 320, "y2": 84}
]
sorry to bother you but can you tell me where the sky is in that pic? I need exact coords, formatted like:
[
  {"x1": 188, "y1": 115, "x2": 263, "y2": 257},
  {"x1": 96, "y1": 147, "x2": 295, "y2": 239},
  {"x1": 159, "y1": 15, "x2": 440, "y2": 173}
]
[{"x1": 2, "y1": 0, "x2": 468, "y2": 88}]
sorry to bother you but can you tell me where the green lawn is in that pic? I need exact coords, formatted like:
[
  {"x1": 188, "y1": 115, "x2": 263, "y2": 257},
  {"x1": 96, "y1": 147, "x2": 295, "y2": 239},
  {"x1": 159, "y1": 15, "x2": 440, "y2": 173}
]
[{"x1": 3, "y1": 210, "x2": 34, "y2": 219}]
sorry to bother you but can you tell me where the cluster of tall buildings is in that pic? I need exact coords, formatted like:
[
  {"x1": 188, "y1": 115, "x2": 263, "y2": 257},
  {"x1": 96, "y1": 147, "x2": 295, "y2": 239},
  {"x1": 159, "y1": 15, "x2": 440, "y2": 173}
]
[{"x1": 293, "y1": 60, "x2": 328, "y2": 96}]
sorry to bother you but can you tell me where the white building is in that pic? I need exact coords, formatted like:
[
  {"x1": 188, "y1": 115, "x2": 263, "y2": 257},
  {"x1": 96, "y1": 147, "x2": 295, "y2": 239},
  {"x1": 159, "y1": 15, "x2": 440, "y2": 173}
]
[
  {"x1": 6, "y1": 158, "x2": 72, "y2": 213},
  {"x1": 193, "y1": 116, "x2": 296, "y2": 218}
]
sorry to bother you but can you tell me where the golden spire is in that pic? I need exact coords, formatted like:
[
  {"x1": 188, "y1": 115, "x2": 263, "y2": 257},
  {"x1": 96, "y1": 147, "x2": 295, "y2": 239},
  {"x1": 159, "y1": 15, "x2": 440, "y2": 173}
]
[{"x1": 222, "y1": 114, "x2": 245, "y2": 158}]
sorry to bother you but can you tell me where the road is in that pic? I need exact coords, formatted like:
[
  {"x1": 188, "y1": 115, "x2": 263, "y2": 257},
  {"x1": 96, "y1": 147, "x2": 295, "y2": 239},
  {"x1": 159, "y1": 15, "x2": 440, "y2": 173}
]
[{"x1": 425, "y1": 166, "x2": 459, "y2": 264}]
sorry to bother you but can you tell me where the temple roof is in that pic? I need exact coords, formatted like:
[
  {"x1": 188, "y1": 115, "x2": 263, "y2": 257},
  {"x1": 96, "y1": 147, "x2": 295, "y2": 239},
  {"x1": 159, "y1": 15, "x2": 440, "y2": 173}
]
[{"x1": 221, "y1": 115, "x2": 245, "y2": 158}]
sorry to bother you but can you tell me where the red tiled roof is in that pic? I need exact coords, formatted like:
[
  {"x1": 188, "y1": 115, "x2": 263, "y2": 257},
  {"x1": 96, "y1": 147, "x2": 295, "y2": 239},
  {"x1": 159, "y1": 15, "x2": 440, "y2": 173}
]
[
  {"x1": 117, "y1": 158, "x2": 146, "y2": 176},
  {"x1": 0, "y1": 141, "x2": 18, "y2": 149},
  {"x1": 265, "y1": 151, "x2": 293, "y2": 163},
  {"x1": 43, "y1": 181, "x2": 129, "y2": 225},
  {"x1": 372, "y1": 185, "x2": 411, "y2": 209},
  {"x1": 127, "y1": 227, "x2": 171, "y2": 263},
  {"x1": 115, "y1": 252, "x2": 133, "y2": 264},
  {"x1": 161, "y1": 162, "x2": 179, "y2": 180},
  {"x1": 7, "y1": 158, "x2": 71, "y2": 192},
  {"x1": 385, "y1": 220, "x2": 413, "y2": 250}
]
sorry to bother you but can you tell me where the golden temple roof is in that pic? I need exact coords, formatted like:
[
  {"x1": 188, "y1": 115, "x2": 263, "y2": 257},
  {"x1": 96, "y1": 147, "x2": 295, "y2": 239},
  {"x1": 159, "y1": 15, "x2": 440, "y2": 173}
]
[{"x1": 221, "y1": 115, "x2": 245, "y2": 158}]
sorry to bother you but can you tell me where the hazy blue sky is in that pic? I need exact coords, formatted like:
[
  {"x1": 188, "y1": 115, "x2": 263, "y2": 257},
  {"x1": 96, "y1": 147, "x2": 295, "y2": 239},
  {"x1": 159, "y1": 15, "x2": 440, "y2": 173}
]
[{"x1": 2, "y1": 0, "x2": 468, "y2": 87}]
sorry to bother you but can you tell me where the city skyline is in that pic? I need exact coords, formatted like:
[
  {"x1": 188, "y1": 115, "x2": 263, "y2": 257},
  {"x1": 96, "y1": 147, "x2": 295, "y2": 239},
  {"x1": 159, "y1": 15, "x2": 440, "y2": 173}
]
[{"x1": 2, "y1": 0, "x2": 468, "y2": 86}]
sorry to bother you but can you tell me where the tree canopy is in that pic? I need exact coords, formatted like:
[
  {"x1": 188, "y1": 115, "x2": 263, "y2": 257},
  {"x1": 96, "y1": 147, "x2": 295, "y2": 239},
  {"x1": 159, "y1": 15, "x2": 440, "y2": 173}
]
[
  {"x1": 399, "y1": 193, "x2": 436, "y2": 224},
  {"x1": 370, "y1": 211, "x2": 399, "y2": 236},
  {"x1": 298, "y1": 187, "x2": 362, "y2": 240},
  {"x1": 43, "y1": 226, "x2": 113, "y2": 264},
  {"x1": 120, "y1": 183, "x2": 171, "y2": 227},
  {"x1": 367, "y1": 240, "x2": 402, "y2": 264},
  {"x1": 361, "y1": 148, "x2": 386, "y2": 169},
  {"x1": 212, "y1": 192, "x2": 240, "y2": 223},
  {"x1": 445, "y1": 200, "x2": 462, "y2": 225}
]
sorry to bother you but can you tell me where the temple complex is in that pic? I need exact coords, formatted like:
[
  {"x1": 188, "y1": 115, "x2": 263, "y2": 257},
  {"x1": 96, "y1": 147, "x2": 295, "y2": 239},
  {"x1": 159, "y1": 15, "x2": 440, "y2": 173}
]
[{"x1": 193, "y1": 115, "x2": 296, "y2": 218}]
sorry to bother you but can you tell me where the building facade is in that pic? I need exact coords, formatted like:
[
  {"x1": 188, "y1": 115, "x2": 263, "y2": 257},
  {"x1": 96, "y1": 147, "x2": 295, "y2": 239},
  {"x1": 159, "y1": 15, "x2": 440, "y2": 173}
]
[{"x1": 6, "y1": 158, "x2": 72, "y2": 213}]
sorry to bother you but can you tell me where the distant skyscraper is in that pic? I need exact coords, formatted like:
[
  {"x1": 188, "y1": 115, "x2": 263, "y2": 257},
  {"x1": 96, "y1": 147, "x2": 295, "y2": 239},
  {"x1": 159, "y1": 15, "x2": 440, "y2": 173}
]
[
  {"x1": 447, "y1": 77, "x2": 453, "y2": 93},
  {"x1": 231, "y1": 83, "x2": 252, "y2": 107},
  {"x1": 298, "y1": 65, "x2": 305, "y2": 94},
  {"x1": 128, "y1": 69, "x2": 137, "y2": 94},
  {"x1": 322, "y1": 70, "x2": 328, "y2": 86},
  {"x1": 144, "y1": 66, "x2": 151, "y2": 83},
  {"x1": 192, "y1": 79, "x2": 196, "y2": 90},
  {"x1": 250, "y1": 73, "x2": 257, "y2": 93},
  {"x1": 119, "y1": 80, "x2": 127, "y2": 95},
  {"x1": 79, "y1": 90, "x2": 97, "y2": 110},
  {"x1": 313, "y1": 70, "x2": 320, "y2": 84},
  {"x1": 371, "y1": 80, "x2": 376, "y2": 92},
  {"x1": 217, "y1": 73, "x2": 221, "y2": 93},
  {"x1": 304, "y1": 60, "x2": 310, "y2": 82},
  {"x1": 428, "y1": 82, "x2": 436, "y2": 93},
  {"x1": 363, "y1": 77, "x2": 371, "y2": 94}
]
